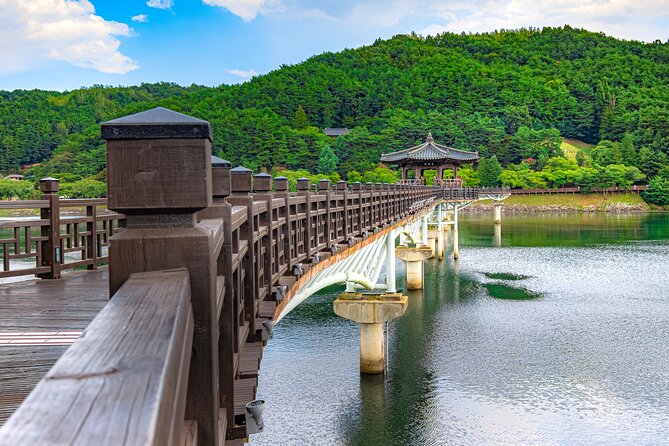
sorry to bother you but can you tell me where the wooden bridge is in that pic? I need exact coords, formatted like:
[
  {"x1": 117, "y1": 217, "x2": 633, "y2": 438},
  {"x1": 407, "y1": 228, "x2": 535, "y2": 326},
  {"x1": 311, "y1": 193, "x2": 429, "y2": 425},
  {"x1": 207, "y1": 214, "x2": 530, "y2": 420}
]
[{"x1": 0, "y1": 108, "x2": 506, "y2": 445}]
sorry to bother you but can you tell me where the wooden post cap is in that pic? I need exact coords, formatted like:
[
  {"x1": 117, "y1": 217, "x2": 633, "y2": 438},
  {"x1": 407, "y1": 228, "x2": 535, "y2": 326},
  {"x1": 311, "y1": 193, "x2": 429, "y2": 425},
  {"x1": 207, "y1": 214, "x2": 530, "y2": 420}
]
[
  {"x1": 101, "y1": 107, "x2": 213, "y2": 212},
  {"x1": 39, "y1": 178, "x2": 59, "y2": 193},
  {"x1": 375, "y1": 182, "x2": 383, "y2": 190},
  {"x1": 365, "y1": 182, "x2": 373, "y2": 190},
  {"x1": 351, "y1": 182, "x2": 362, "y2": 191},
  {"x1": 211, "y1": 155, "x2": 232, "y2": 198},
  {"x1": 253, "y1": 173, "x2": 272, "y2": 192},
  {"x1": 231, "y1": 166, "x2": 253, "y2": 193},
  {"x1": 101, "y1": 107, "x2": 212, "y2": 140},
  {"x1": 296, "y1": 178, "x2": 310, "y2": 191},
  {"x1": 274, "y1": 176, "x2": 289, "y2": 191},
  {"x1": 336, "y1": 180, "x2": 347, "y2": 191},
  {"x1": 317, "y1": 179, "x2": 330, "y2": 191}
]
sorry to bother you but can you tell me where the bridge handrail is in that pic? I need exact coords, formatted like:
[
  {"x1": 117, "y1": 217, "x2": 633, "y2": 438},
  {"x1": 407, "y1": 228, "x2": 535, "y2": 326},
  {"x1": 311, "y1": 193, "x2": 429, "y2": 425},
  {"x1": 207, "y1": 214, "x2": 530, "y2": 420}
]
[
  {"x1": 0, "y1": 192, "x2": 124, "y2": 280},
  {"x1": 0, "y1": 269, "x2": 194, "y2": 445}
]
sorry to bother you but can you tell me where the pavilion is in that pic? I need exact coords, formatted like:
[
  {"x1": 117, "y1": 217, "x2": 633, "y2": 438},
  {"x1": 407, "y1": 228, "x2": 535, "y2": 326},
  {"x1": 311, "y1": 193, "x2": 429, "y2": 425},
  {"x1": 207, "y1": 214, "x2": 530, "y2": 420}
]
[{"x1": 380, "y1": 133, "x2": 479, "y2": 186}]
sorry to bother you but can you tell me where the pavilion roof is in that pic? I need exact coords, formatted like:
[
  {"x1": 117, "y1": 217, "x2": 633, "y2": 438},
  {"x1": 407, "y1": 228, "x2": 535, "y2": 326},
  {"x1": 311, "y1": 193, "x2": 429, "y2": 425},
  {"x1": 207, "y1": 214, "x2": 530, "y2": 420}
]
[{"x1": 380, "y1": 133, "x2": 479, "y2": 164}]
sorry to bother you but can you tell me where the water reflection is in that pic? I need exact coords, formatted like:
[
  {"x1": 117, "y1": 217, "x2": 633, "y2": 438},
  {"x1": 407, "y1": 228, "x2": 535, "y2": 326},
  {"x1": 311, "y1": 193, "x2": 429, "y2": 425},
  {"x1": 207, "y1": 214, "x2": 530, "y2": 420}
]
[{"x1": 252, "y1": 213, "x2": 669, "y2": 445}]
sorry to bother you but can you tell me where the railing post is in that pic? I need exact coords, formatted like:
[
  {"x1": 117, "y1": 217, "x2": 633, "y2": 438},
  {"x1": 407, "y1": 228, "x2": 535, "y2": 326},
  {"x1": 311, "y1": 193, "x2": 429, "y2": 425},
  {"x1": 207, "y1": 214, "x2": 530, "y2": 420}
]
[
  {"x1": 86, "y1": 203, "x2": 97, "y2": 270},
  {"x1": 297, "y1": 178, "x2": 313, "y2": 259},
  {"x1": 37, "y1": 178, "x2": 61, "y2": 279},
  {"x1": 274, "y1": 176, "x2": 291, "y2": 275},
  {"x1": 229, "y1": 167, "x2": 260, "y2": 334},
  {"x1": 102, "y1": 107, "x2": 220, "y2": 445},
  {"x1": 318, "y1": 179, "x2": 331, "y2": 251}
]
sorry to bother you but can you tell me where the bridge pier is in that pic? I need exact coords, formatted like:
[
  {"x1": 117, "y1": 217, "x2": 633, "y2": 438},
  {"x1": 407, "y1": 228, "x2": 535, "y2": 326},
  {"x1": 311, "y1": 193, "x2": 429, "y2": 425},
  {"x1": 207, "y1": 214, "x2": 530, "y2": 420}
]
[
  {"x1": 395, "y1": 245, "x2": 433, "y2": 290},
  {"x1": 385, "y1": 230, "x2": 396, "y2": 293},
  {"x1": 437, "y1": 204, "x2": 445, "y2": 260},
  {"x1": 453, "y1": 205, "x2": 460, "y2": 260},
  {"x1": 333, "y1": 292, "x2": 408, "y2": 374},
  {"x1": 494, "y1": 201, "x2": 502, "y2": 225},
  {"x1": 421, "y1": 215, "x2": 428, "y2": 247}
]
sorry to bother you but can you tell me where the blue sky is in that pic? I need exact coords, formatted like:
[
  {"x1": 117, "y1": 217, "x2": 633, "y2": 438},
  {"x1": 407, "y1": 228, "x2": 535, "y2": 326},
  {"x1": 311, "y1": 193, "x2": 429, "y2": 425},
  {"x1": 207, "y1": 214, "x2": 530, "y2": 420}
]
[{"x1": 0, "y1": 0, "x2": 667, "y2": 91}]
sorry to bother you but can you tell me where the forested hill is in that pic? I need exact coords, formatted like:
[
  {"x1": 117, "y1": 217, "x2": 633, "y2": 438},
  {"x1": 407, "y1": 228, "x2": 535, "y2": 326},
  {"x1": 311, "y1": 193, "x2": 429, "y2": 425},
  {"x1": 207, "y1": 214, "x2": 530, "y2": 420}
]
[{"x1": 2, "y1": 26, "x2": 669, "y2": 185}]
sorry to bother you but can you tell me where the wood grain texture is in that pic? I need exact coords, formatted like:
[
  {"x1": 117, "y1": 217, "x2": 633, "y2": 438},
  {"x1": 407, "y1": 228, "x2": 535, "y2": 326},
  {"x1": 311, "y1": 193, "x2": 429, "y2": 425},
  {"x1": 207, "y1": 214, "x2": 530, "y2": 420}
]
[{"x1": 0, "y1": 269, "x2": 194, "y2": 446}]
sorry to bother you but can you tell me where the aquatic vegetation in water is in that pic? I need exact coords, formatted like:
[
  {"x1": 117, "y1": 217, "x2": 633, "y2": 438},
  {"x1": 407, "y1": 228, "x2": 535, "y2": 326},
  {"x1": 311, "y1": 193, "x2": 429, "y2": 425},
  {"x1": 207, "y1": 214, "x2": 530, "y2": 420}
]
[
  {"x1": 483, "y1": 272, "x2": 531, "y2": 281},
  {"x1": 484, "y1": 283, "x2": 541, "y2": 300}
]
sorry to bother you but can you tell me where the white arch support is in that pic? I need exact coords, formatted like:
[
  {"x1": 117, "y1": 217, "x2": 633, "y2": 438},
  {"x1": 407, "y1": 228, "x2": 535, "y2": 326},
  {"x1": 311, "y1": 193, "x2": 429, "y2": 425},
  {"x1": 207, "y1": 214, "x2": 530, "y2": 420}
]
[{"x1": 275, "y1": 213, "x2": 426, "y2": 323}]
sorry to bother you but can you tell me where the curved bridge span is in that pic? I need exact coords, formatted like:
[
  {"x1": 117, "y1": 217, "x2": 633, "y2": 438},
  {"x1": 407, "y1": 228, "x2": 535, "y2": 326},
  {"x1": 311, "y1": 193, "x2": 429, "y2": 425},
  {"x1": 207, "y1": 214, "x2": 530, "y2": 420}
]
[{"x1": 0, "y1": 108, "x2": 508, "y2": 446}]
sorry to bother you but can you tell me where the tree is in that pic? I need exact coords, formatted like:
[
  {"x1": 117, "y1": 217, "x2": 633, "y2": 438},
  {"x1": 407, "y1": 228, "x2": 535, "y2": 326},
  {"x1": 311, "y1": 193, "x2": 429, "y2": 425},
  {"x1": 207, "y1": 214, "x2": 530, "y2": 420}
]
[
  {"x1": 642, "y1": 176, "x2": 669, "y2": 206},
  {"x1": 478, "y1": 155, "x2": 502, "y2": 186},
  {"x1": 590, "y1": 140, "x2": 623, "y2": 166},
  {"x1": 293, "y1": 106, "x2": 311, "y2": 129},
  {"x1": 317, "y1": 144, "x2": 338, "y2": 174},
  {"x1": 620, "y1": 132, "x2": 636, "y2": 166}
]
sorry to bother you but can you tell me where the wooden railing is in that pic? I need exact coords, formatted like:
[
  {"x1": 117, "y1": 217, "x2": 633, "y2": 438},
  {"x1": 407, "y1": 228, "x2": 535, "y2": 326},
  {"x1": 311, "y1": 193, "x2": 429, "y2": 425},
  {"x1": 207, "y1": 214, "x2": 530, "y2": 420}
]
[
  {"x1": 0, "y1": 183, "x2": 124, "y2": 280},
  {"x1": 0, "y1": 109, "x2": 491, "y2": 445},
  {"x1": 0, "y1": 269, "x2": 194, "y2": 445}
]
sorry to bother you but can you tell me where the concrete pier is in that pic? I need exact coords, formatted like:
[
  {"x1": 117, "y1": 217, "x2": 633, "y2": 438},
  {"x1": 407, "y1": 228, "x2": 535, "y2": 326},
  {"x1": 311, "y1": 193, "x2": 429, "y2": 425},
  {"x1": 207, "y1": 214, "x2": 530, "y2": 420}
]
[
  {"x1": 494, "y1": 202, "x2": 502, "y2": 225},
  {"x1": 333, "y1": 292, "x2": 408, "y2": 374},
  {"x1": 453, "y1": 206, "x2": 460, "y2": 260},
  {"x1": 437, "y1": 205, "x2": 445, "y2": 260},
  {"x1": 395, "y1": 246, "x2": 433, "y2": 290}
]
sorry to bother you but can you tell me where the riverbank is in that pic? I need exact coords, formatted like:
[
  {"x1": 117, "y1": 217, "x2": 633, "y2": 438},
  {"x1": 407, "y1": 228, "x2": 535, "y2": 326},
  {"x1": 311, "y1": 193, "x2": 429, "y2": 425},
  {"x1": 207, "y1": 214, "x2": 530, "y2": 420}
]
[{"x1": 468, "y1": 193, "x2": 657, "y2": 213}]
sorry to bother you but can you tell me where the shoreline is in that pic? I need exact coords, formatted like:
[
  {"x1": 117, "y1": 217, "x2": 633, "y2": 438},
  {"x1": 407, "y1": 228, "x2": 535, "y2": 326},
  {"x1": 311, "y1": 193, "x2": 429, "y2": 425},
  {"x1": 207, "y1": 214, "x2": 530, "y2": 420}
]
[{"x1": 462, "y1": 202, "x2": 656, "y2": 213}]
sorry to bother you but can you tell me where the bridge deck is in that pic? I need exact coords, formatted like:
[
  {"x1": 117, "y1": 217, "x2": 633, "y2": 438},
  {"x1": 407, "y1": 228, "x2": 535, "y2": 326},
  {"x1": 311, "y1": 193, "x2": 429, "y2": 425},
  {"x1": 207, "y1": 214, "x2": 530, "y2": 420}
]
[{"x1": 0, "y1": 269, "x2": 109, "y2": 426}]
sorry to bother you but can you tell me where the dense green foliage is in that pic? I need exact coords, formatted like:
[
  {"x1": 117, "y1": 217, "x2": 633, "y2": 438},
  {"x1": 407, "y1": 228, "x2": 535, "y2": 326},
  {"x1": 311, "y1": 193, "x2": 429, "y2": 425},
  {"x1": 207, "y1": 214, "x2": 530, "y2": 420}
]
[
  {"x1": 317, "y1": 145, "x2": 338, "y2": 174},
  {"x1": 1, "y1": 26, "x2": 668, "y2": 198},
  {"x1": 642, "y1": 170, "x2": 669, "y2": 206},
  {"x1": 470, "y1": 156, "x2": 645, "y2": 190},
  {"x1": 0, "y1": 179, "x2": 38, "y2": 200}
]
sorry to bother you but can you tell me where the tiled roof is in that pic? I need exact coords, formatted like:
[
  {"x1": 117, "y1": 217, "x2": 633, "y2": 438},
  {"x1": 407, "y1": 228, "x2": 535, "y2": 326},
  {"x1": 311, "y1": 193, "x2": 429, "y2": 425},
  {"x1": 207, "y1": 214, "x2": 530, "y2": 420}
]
[
  {"x1": 323, "y1": 128, "x2": 350, "y2": 136},
  {"x1": 381, "y1": 133, "x2": 479, "y2": 163}
]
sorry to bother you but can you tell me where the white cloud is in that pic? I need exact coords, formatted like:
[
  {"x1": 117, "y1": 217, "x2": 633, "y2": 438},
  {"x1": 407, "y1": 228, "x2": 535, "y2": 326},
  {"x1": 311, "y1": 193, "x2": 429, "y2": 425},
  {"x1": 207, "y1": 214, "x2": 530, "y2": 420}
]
[
  {"x1": 146, "y1": 0, "x2": 173, "y2": 9},
  {"x1": 226, "y1": 68, "x2": 259, "y2": 78},
  {"x1": 343, "y1": 0, "x2": 669, "y2": 42},
  {"x1": 420, "y1": 24, "x2": 449, "y2": 37},
  {"x1": 432, "y1": 0, "x2": 669, "y2": 42},
  {"x1": 0, "y1": 0, "x2": 138, "y2": 75},
  {"x1": 131, "y1": 14, "x2": 149, "y2": 23},
  {"x1": 203, "y1": 0, "x2": 282, "y2": 21}
]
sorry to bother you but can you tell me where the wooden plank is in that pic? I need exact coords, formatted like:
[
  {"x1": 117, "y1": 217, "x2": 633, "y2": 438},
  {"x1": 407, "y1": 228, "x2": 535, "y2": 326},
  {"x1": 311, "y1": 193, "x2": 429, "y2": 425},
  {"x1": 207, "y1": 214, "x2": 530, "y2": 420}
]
[
  {"x1": 0, "y1": 269, "x2": 194, "y2": 446},
  {"x1": 233, "y1": 377, "x2": 257, "y2": 417},
  {"x1": 218, "y1": 408, "x2": 227, "y2": 446},
  {"x1": 0, "y1": 200, "x2": 50, "y2": 209},
  {"x1": 181, "y1": 421, "x2": 198, "y2": 446},
  {"x1": 216, "y1": 275, "x2": 225, "y2": 320},
  {"x1": 238, "y1": 342, "x2": 262, "y2": 379}
]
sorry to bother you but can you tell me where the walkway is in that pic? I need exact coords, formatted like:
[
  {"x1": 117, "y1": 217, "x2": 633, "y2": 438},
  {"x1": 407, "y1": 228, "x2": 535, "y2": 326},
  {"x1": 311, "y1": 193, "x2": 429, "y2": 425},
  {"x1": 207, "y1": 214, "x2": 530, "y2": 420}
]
[{"x1": 0, "y1": 269, "x2": 109, "y2": 426}]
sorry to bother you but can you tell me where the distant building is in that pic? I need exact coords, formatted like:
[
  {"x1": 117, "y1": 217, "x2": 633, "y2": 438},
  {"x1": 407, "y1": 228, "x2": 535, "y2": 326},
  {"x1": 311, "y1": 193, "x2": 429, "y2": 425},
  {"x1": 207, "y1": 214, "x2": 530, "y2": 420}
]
[
  {"x1": 323, "y1": 128, "x2": 350, "y2": 137},
  {"x1": 5, "y1": 174, "x2": 24, "y2": 181},
  {"x1": 381, "y1": 133, "x2": 479, "y2": 185}
]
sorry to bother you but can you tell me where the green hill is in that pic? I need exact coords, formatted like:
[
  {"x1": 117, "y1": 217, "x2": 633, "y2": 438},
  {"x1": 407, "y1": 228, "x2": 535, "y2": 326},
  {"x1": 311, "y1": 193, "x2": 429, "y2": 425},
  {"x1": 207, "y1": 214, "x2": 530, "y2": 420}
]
[{"x1": 1, "y1": 26, "x2": 668, "y2": 186}]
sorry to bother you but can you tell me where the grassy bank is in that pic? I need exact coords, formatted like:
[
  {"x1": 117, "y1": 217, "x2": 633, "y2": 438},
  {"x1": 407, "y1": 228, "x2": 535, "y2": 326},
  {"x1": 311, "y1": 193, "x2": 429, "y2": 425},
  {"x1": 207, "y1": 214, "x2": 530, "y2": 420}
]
[{"x1": 471, "y1": 193, "x2": 652, "y2": 212}]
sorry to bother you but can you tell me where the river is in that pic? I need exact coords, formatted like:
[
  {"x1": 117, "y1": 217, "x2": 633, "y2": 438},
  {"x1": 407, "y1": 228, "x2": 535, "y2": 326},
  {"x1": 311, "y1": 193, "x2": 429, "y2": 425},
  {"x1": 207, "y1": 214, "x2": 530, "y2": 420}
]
[{"x1": 251, "y1": 212, "x2": 669, "y2": 446}]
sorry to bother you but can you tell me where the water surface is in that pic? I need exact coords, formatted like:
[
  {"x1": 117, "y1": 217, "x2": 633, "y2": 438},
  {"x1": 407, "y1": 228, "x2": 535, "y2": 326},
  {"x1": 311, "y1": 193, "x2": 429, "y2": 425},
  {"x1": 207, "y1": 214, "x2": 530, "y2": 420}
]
[{"x1": 252, "y1": 212, "x2": 669, "y2": 445}]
